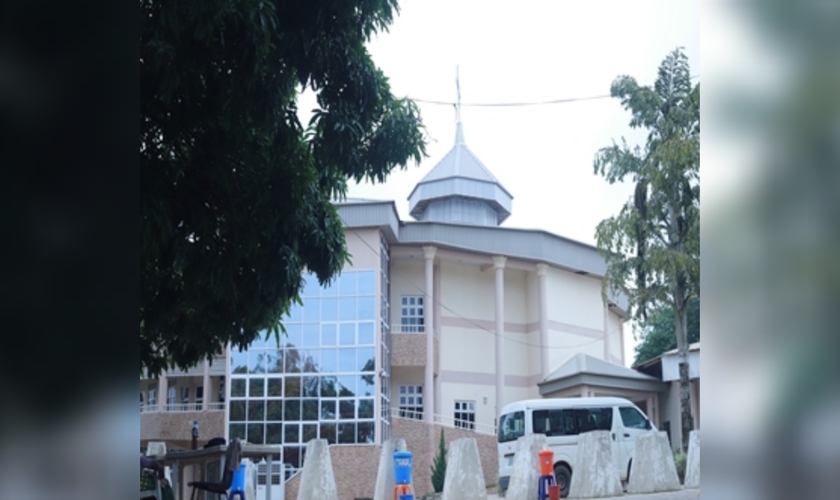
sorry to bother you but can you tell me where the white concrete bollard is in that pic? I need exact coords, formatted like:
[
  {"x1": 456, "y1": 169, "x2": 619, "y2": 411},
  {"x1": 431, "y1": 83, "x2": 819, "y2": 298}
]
[
  {"x1": 684, "y1": 430, "x2": 700, "y2": 488},
  {"x1": 297, "y1": 439, "x2": 338, "y2": 500},
  {"x1": 145, "y1": 441, "x2": 167, "y2": 458},
  {"x1": 373, "y1": 438, "x2": 407, "y2": 500},
  {"x1": 441, "y1": 438, "x2": 487, "y2": 500},
  {"x1": 505, "y1": 434, "x2": 547, "y2": 500},
  {"x1": 627, "y1": 431, "x2": 681, "y2": 494},
  {"x1": 567, "y1": 431, "x2": 623, "y2": 498}
]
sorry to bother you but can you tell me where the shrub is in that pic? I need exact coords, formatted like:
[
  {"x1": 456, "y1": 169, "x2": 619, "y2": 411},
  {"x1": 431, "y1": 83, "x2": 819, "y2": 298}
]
[
  {"x1": 673, "y1": 450, "x2": 687, "y2": 483},
  {"x1": 431, "y1": 429, "x2": 447, "y2": 492}
]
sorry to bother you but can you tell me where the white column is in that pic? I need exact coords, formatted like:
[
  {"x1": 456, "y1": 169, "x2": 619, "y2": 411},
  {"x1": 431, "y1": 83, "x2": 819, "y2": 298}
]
[
  {"x1": 423, "y1": 245, "x2": 436, "y2": 424},
  {"x1": 158, "y1": 372, "x2": 167, "y2": 412},
  {"x1": 493, "y1": 256, "x2": 507, "y2": 417},
  {"x1": 536, "y1": 264, "x2": 550, "y2": 381},
  {"x1": 202, "y1": 359, "x2": 210, "y2": 411}
]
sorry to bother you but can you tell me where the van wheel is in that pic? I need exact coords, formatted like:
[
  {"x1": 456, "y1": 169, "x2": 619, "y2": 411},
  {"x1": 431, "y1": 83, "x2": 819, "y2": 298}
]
[{"x1": 554, "y1": 464, "x2": 571, "y2": 498}]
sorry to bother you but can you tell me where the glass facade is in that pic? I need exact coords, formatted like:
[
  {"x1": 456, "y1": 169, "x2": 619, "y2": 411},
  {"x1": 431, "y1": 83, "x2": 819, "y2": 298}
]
[
  {"x1": 229, "y1": 269, "x2": 378, "y2": 473},
  {"x1": 379, "y1": 233, "x2": 392, "y2": 442}
]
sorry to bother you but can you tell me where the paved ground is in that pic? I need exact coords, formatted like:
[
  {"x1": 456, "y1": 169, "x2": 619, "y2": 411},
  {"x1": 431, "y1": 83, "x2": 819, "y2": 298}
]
[{"x1": 487, "y1": 487, "x2": 700, "y2": 499}]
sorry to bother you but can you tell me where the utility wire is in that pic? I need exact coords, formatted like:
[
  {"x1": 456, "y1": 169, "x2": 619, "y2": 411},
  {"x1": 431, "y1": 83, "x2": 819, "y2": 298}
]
[{"x1": 410, "y1": 75, "x2": 700, "y2": 108}]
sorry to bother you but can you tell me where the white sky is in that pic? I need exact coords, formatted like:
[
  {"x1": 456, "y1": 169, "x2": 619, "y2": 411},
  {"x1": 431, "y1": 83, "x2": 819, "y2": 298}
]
[{"x1": 302, "y1": 0, "x2": 700, "y2": 366}]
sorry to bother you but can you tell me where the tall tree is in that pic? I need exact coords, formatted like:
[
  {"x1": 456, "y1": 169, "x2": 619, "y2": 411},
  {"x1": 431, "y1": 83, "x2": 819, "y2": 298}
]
[
  {"x1": 633, "y1": 298, "x2": 700, "y2": 366},
  {"x1": 593, "y1": 48, "x2": 700, "y2": 450},
  {"x1": 141, "y1": 0, "x2": 426, "y2": 376}
]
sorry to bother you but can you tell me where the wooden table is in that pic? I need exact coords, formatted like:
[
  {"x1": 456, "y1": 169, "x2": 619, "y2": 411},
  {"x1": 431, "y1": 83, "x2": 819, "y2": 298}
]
[{"x1": 160, "y1": 444, "x2": 282, "y2": 500}]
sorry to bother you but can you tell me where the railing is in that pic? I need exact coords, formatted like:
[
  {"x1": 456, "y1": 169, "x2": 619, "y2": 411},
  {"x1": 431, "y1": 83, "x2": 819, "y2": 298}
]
[
  {"x1": 391, "y1": 324, "x2": 425, "y2": 334},
  {"x1": 389, "y1": 408, "x2": 497, "y2": 436},
  {"x1": 140, "y1": 402, "x2": 226, "y2": 413}
]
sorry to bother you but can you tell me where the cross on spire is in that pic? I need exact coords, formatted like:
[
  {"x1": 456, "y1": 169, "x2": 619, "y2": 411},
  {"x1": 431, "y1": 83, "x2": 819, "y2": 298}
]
[{"x1": 455, "y1": 65, "x2": 461, "y2": 122}]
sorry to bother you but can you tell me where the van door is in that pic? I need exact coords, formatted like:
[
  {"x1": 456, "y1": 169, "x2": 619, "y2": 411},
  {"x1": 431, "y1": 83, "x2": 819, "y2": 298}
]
[
  {"x1": 617, "y1": 405, "x2": 653, "y2": 479},
  {"x1": 573, "y1": 407, "x2": 622, "y2": 481}
]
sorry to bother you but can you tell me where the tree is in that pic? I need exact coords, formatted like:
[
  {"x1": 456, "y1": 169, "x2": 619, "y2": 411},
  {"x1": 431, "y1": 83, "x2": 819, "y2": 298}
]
[
  {"x1": 141, "y1": 0, "x2": 427, "y2": 376},
  {"x1": 593, "y1": 48, "x2": 699, "y2": 450},
  {"x1": 633, "y1": 298, "x2": 699, "y2": 366},
  {"x1": 431, "y1": 428, "x2": 447, "y2": 493}
]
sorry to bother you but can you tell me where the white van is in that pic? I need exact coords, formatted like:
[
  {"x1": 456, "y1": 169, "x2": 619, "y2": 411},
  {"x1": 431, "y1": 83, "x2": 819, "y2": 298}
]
[{"x1": 497, "y1": 397, "x2": 654, "y2": 498}]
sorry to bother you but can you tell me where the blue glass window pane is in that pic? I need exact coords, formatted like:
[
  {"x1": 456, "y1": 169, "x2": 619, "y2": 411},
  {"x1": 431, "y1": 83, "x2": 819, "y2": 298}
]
[
  {"x1": 231, "y1": 379, "x2": 246, "y2": 398},
  {"x1": 267, "y1": 400, "x2": 283, "y2": 421},
  {"x1": 357, "y1": 421, "x2": 375, "y2": 444},
  {"x1": 339, "y1": 348, "x2": 355, "y2": 372},
  {"x1": 339, "y1": 297, "x2": 356, "y2": 321},
  {"x1": 321, "y1": 324, "x2": 337, "y2": 346},
  {"x1": 302, "y1": 349, "x2": 320, "y2": 373},
  {"x1": 358, "y1": 375, "x2": 375, "y2": 397},
  {"x1": 302, "y1": 400, "x2": 319, "y2": 421},
  {"x1": 284, "y1": 400, "x2": 301, "y2": 421},
  {"x1": 358, "y1": 399, "x2": 374, "y2": 419},
  {"x1": 321, "y1": 298, "x2": 338, "y2": 321},
  {"x1": 266, "y1": 350, "x2": 283, "y2": 374},
  {"x1": 322, "y1": 278, "x2": 338, "y2": 296},
  {"x1": 320, "y1": 349, "x2": 337, "y2": 372},
  {"x1": 302, "y1": 324, "x2": 319, "y2": 347},
  {"x1": 338, "y1": 423, "x2": 356, "y2": 444},
  {"x1": 358, "y1": 322, "x2": 375, "y2": 345},
  {"x1": 357, "y1": 271, "x2": 375, "y2": 295},
  {"x1": 358, "y1": 348, "x2": 375, "y2": 372},
  {"x1": 338, "y1": 272, "x2": 356, "y2": 296},
  {"x1": 338, "y1": 375, "x2": 356, "y2": 397},
  {"x1": 284, "y1": 423, "x2": 300, "y2": 444},
  {"x1": 303, "y1": 298, "x2": 320, "y2": 322},
  {"x1": 320, "y1": 400, "x2": 337, "y2": 420},
  {"x1": 231, "y1": 350, "x2": 248, "y2": 374},
  {"x1": 302, "y1": 274, "x2": 320, "y2": 297},
  {"x1": 288, "y1": 302, "x2": 302, "y2": 322},
  {"x1": 356, "y1": 296, "x2": 375, "y2": 320},
  {"x1": 230, "y1": 424, "x2": 245, "y2": 442},
  {"x1": 266, "y1": 424, "x2": 282, "y2": 444},
  {"x1": 320, "y1": 376, "x2": 337, "y2": 398},
  {"x1": 339, "y1": 399, "x2": 356, "y2": 419},
  {"x1": 248, "y1": 423, "x2": 264, "y2": 444},
  {"x1": 285, "y1": 324, "x2": 301, "y2": 348},
  {"x1": 339, "y1": 324, "x2": 355, "y2": 346},
  {"x1": 248, "y1": 352, "x2": 266, "y2": 374}
]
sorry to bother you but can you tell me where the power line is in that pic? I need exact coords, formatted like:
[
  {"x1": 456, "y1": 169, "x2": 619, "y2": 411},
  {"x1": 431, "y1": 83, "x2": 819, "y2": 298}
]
[{"x1": 410, "y1": 75, "x2": 700, "y2": 108}]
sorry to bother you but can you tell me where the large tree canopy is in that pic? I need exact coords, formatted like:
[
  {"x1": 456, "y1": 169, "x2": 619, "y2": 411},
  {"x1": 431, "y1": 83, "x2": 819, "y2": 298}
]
[
  {"x1": 141, "y1": 0, "x2": 426, "y2": 376},
  {"x1": 633, "y1": 298, "x2": 699, "y2": 366},
  {"x1": 593, "y1": 48, "x2": 699, "y2": 449}
]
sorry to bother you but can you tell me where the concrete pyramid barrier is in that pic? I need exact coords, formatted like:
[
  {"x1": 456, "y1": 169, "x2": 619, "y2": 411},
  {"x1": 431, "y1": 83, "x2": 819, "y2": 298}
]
[
  {"x1": 684, "y1": 430, "x2": 700, "y2": 488},
  {"x1": 373, "y1": 438, "x2": 407, "y2": 500},
  {"x1": 297, "y1": 439, "x2": 338, "y2": 500},
  {"x1": 441, "y1": 438, "x2": 487, "y2": 500},
  {"x1": 568, "y1": 431, "x2": 623, "y2": 498},
  {"x1": 627, "y1": 431, "x2": 681, "y2": 494},
  {"x1": 506, "y1": 434, "x2": 547, "y2": 500}
]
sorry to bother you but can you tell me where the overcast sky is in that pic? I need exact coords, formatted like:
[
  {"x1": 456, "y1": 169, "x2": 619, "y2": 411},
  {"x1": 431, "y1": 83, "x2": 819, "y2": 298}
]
[{"x1": 304, "y1": 0, "x2": 700, "y2": 365}]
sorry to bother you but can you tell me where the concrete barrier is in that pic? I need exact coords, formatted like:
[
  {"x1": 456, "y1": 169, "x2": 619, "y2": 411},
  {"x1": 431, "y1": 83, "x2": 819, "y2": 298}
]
[
  {"x1": 145, "y1": 441, "x2": 166, "y2": 457},
  {"x1": 627, "y1": 431, "x2": 681, "y2": 494},
  {"x1": 297, "y1": 439, "x2": 338, "y2": 500},
  {"x1": 441, "y1": 438, "x2": 487, "y2": 500},
  {"x1": 373, "y1": 438, "x2": 407, "y2": 500},
  {"x1": 567, "y1": 431, "x2": 623, "y2": 498},
  {"x1": 684, "y1": 430, "x2": 700, "y2": 488},
  {"x1": 505, "y1": 434, "x2": 547, "y2": 500}
]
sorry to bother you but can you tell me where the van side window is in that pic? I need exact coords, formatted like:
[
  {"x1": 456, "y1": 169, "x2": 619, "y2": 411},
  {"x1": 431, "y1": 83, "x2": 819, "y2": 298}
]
[
  {"x1": 532, "y1": 409, "x2": 577, "y2": 436},
  {"x1": 498, "y1": 411, "x2": 525, "y2": 443},
  {"x1": 619, "y1": 407, "x2": 649, "y2": 429},
  {"x1": 574, "y1": 407, "x2": 613, "y2": 433}
]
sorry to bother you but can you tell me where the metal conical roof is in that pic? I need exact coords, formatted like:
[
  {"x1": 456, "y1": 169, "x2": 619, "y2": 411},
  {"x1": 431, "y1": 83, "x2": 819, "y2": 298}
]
[{"x1": 408, "y1": 122, "x2": 513, "y2": 225}]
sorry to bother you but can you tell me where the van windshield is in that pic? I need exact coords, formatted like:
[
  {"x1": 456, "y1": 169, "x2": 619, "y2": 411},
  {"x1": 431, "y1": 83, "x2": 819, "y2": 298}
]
[{"x1": 498, "y1": 411, "x2": 525, "y2": 443}]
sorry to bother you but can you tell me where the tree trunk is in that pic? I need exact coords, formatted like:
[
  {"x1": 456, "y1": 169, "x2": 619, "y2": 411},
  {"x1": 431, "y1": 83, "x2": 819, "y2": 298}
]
[{"x1": 676, "y1": 302, "x2": 694, "y2": 451}]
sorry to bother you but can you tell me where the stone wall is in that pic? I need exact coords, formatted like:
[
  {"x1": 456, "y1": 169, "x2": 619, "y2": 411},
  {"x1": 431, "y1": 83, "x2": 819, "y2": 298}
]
[
  {"x1": 284, "y1": 418, "x2": 498, "y2": 500},
  {"x1": 284, "y1": 445, "x2": 381, "y2": 500},
  {"x1": 391, "y1": 417, "x2": 498, "y2": 496}
]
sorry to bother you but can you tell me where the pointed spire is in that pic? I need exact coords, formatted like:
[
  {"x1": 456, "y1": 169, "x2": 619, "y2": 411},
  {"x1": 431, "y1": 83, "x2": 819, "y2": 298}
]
[{"x1": 454, "y1": 65, "x2": 465, "y2": 144}]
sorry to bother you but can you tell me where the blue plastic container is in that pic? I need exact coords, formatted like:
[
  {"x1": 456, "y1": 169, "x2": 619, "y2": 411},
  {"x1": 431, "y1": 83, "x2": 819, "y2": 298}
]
[
  {"x1": 228, "y1": 463, "x2": 247, "y2": 500},
  {"x1": 394, "y1": 450, "x2": 413, "y2": 485},
  {"x1": 399, "y1": 495, "x2": 414, "y2": 500}
]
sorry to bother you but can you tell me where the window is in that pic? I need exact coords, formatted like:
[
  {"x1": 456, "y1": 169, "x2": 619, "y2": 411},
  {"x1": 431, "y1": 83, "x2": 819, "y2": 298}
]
[
  {"x1": 619, "y1": 407, "x2": 650, "y2": 430},
  {"x1": 219, "y1": 380, "x2": 225, "y2": 403},
  {"x1": 196, "y1": 386, "x2": 204, "y2": 407},
  {"x1": 398, "y1": 385, "x2": 423, "y2": 420},
  {"x1": 498, "y1": 411, "x2": 525, "y2": 443},
  {"x1": 167, "y1": 385, "x2": 177, "y2": 409},
  {"x1": 400, "y1": 296, "x2": 424, "y2": 333},
  {"x1": 454, "y1": 401, "x2": 476, "y2": 430},
  {"x1": 532, "y1": 409, "x2": 577, "y2": 437},
  {"x1": 148, "y1": 388, "x2": 156, "y2": 407},
  {"x1": 181, "y1": 386, "x2": 190, "y2": 405},
  {"x1": 573, "y1": 407, "x2": 613, "y2": 433}
]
